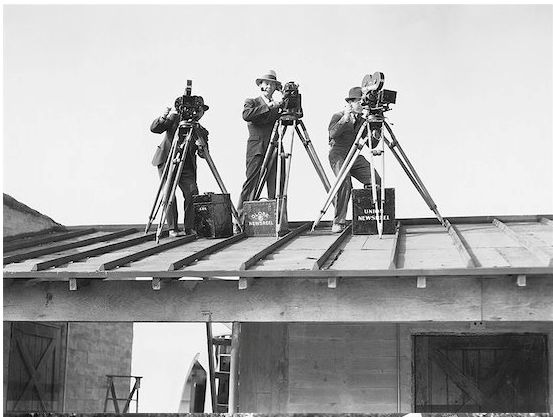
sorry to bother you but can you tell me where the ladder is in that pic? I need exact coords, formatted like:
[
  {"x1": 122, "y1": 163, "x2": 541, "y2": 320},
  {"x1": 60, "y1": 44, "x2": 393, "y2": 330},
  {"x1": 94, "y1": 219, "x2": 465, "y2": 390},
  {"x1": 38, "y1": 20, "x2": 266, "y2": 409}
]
[
  {"x1": 211, "y1": 335, "x2": 232, "y2": 412},
  {"x1": 103, "y1": 374, "x2": 142, "y2": 413}
]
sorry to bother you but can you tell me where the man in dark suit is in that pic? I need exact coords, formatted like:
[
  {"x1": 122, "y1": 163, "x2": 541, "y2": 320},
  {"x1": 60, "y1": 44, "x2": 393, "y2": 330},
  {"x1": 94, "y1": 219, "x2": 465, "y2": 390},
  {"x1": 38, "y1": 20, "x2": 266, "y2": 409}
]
[
  {"x1": 236, "y1": 70, "x2": 284, "y2": 225},
  {"x1": 329, "y1": 86, "x2": 381, "y2": 233},
  {"x1": 150, "y1": 98, "x2": 209, "y2": 237}
]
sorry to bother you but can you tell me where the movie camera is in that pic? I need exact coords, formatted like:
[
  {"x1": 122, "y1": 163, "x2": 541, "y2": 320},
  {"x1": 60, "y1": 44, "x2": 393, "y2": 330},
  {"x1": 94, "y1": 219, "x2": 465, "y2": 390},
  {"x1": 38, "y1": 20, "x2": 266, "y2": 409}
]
[
  {"x1": 174, "y1": 80, "x2": 206, "y2": 122},
  {"x1": 361, "y1": 72, "x2": 397, "y2": 117},
  {"x1": 280, "y1": 81, "x2": 303, "y2": 121}
]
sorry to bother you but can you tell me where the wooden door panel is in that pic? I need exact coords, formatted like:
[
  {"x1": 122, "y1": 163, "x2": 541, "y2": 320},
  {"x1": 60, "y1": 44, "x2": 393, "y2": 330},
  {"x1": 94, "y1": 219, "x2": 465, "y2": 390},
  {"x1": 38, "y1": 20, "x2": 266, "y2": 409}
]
[
  {"x1": 414, "y1": 334, "x2": 548, "y2": 412},
  {"x1": 6, "y1": 322, "x2": 66, "y2": 412}
]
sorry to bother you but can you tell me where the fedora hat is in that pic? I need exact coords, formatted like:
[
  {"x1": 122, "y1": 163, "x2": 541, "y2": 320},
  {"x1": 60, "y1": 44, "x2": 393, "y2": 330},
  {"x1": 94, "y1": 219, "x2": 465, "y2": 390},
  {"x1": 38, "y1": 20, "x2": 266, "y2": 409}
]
[
  {"x1": 345, "y1": 86, "x2": 363, "y2": 101},
  {"x1": 255, "y1": 70, "x2": 282, "y2": 90}
]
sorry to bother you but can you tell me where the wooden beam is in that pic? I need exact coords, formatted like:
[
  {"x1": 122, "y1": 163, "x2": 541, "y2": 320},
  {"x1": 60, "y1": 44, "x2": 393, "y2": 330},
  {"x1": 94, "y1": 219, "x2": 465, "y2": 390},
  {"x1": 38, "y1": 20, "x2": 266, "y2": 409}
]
[
  {"x1": 31, "y1": 230, "x2": 168, "y2": 271},
  {"x1": 169, "y1": 233, "x2": 247, "y2": 271},
  {"x1": 493, "y1": 219, "x2": 553, "y2": 266},
  {"x1": 417, "y1": 276, "x2": 427, "y2": 289},
  {"x1": 152, "y1": 278, "x2": 161, "y2": 290},
  {"x1": 539, "y1": 217, "x2": 553, "y2": 227},
  {"x1": 312, "y1": 224, "x2": 351, "y2": 270},
  {"x1": 3, "y1": 226, "x2": 66, "y2": 243},
  {"x1": 4, "y1": 264, "x2": 553, "y2": 279},
  {"x1": 99, "y1": 234, "x2": 196, "y2": 271},
  {"x1": 516, "y1": 274, "x2": 527, "y2": 287},
  {"x1": 3, "y1": 276, "x2": 519, "y2": 322},
  {"x1": 444, "y1": 219, "x2": 477, "y2": 268},
  {"x1": 4, "y1": 228, "x2": 137, "y2": 265},
  {"x1": 69, "y1": 278, "x2": 77, "y2": 291},
  {"x1": 240, "y1": 222, "x2": 312, "y2": 270},
  {"x1": 4, "y1": 228, "x2": 97, "y2": 252},
  {"x1": 228, "y1": 322, "x2": 241, "y2": 413},
  {"x1": 388, "y1": 221, "x2": 402, "y2": 269}
]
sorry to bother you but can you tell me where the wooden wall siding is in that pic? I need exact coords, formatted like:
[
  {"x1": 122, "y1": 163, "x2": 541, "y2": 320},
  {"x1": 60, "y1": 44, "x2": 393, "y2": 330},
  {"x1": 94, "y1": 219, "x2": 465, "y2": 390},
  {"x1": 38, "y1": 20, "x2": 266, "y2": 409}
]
[
  {"x1": 238, "y1": 322, "x2": 553, "y2": 413},
  {"x1": 238, "y1": 323, "x2": 288, "y2": 413},
  {"x1": 286, "y1": 323, "x2": 398, "y2": 413}
]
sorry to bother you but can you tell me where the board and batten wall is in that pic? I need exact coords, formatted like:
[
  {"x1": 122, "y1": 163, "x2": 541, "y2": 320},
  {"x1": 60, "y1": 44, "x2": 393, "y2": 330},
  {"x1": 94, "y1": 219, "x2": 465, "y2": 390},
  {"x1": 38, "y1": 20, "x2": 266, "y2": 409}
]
[{"x1": 238, "y1": 322, "x2": 553, "y2": 413}]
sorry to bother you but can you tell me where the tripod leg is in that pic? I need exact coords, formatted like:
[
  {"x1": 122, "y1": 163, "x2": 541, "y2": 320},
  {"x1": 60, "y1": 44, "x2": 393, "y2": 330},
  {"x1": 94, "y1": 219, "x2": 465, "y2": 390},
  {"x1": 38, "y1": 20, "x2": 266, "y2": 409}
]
[
  {"x1": 312, "y1": 122, "x2": 369, "y2": 230},
  {"x1": 296, "y1": 121, "x2": 332, "y2": 193},
  {"x1": 145, "y1": 130, "x2": 180, "y2": 233},
  {"x1": 383, "y1": 121, "x2": 445, "y2": 226},
  {"x1": 157, "y1": 128, "x2": 193, "y2": 242},
  {"x1": 277, "y1": 122, "x2": 295, "y2": 233},
  {"x1": 275, "y1": 124, "x2": 288, "y2": 232},
  {"x1": 367, "y1": 129, "x2": 384, "y2": 237},
  {"x1": 252, "y1": 120, "x2": 280, "y2": 201},
  {"x1": 196, "y1": 135, "x2": 242, "y2": 232}
]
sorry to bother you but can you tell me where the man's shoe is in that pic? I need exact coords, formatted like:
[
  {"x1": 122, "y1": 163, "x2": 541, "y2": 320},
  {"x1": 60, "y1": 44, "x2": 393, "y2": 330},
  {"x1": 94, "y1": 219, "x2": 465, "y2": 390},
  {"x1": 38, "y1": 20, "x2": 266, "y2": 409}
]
[
  {"x1": 184, "y1": 228, "x2": 197, "y2": 236},
  {"x1": 332, "y1": 223, "x2": 346, "y2": 233},
  {"x1": 169, "y1": 230, "x2": 186, "y2": 237}
]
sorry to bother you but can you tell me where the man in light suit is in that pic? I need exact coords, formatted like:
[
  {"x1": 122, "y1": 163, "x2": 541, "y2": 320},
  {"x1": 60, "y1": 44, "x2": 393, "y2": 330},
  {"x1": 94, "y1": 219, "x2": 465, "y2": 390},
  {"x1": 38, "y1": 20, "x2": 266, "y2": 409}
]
[
  {"x1": 150, "y1": 97, "x2": 209, "y2": 237},
  {"x1": 236, "y1": 70, "x2": 284, "y2": 225},
  {"x1": 329, "y1": 86, "x2": 381, "y2": 233}
]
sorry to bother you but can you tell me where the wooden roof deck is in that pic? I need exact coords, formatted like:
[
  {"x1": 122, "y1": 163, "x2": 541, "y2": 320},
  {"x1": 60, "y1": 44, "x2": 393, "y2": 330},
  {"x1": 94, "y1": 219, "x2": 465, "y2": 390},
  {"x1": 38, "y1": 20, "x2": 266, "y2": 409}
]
[{"x1": 3, "y1": 215, "x2": 553, "y2": 281}]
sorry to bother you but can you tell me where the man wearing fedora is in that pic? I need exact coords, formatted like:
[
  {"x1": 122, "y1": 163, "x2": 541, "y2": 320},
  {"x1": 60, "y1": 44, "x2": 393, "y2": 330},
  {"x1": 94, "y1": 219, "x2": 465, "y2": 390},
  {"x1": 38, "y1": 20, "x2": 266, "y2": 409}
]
[
  {"x1": 150, "y1": 98, "x2": 209, "y2": 237},
  {"x1": 236, "y1": 69, "x2": 285, "y2": 226},
  {"x1": 328, "y1": 86, "x2": 382, "y2": 233}
]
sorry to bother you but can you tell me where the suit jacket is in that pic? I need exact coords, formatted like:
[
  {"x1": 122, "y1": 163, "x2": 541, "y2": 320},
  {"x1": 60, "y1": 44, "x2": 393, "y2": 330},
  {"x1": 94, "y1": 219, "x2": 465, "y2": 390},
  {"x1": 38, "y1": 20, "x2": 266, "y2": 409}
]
[
  {"x1": 242, "y1": 96, "x2": 280, "y2": 162},
  {"x1": 150, "y1": 113, "x2": 209, "y2": 171},
  {"x1": 328, "y1": 111, "x2": 377, "y2": 155}
]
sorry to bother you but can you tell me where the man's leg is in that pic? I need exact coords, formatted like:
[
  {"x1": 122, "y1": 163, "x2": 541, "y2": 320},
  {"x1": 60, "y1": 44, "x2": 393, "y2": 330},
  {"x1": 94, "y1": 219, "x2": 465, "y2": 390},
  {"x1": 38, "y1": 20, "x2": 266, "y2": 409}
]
[
  {"x1": 237, "y1": 154, "x2": 264, "y2": 223},
  {"x1": 178, "y1": 170, "x2": 199, "y2": 232},
  {"x1": 158, "y1": 165, "x2": 178, "y2": 231},
  {"x1": 329, "y1": 151, "x2": 352, "y2": 227},
  {"x1": 350, "y1": 155, "x2": 382, "y2": 187}
]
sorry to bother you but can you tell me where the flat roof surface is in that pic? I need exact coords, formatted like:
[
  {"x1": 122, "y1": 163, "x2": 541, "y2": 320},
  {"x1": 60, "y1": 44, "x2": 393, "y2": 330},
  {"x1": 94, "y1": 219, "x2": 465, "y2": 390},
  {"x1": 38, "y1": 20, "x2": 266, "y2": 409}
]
[{"x1": 3, "y1": 215, "x2": 553, "y2": 279}]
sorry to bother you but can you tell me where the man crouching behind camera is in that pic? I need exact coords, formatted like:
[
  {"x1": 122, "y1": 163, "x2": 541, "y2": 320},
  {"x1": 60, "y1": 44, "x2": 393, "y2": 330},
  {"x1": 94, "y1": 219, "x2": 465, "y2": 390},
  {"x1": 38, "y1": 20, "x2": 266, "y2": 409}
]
[
  {"x1": 150, "y1": 99, "x2": 209, "y2": 237},
  {"x1": 328, "y1": 86, "x2": 381, "y2": 233}
]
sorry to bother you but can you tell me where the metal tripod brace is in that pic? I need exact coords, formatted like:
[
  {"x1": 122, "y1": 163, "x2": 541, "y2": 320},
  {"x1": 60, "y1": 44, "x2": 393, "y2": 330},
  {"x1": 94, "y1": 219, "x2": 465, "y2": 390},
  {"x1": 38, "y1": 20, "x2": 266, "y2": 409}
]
[
  {"x1": 145, "y1": 121, "x2": 242, "y2": 243},
  {"x1": 311, "y1": 114, "x2": 445, "y2": 233},
  {"x1": 252, "y1": 116, "x2": 332, "y2": 234}
]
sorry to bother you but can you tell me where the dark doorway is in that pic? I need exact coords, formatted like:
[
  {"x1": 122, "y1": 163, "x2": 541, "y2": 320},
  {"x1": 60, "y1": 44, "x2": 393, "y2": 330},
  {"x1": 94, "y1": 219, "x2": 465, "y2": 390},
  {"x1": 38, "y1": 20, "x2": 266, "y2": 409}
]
[
  {"x1": 414, "y1": 333, "x2": 549, "y2": 412},
  {"x1": 6, "y1": 322, "x2": 67, "y2": 412}
]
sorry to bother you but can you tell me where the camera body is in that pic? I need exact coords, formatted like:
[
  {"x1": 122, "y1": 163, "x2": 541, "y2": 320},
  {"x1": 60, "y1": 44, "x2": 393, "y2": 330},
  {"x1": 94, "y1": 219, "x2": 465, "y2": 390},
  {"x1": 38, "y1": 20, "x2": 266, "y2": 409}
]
[
  {"x1": 175, "y1": 80, "x2": 205, "y2": 122},
  {"x1": 361, "y1": 72, "x2": 397, "y2": 116},
  {"x1": 280, "y1": 81, "x2": 303, "y2": 121}
]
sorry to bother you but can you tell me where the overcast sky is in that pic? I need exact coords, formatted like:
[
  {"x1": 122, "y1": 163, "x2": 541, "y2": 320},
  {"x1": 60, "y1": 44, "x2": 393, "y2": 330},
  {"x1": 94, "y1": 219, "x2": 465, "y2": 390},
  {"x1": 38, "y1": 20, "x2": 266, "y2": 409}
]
[{"x1": 3, "y1": 3, "x2": 552, "y2": 412}]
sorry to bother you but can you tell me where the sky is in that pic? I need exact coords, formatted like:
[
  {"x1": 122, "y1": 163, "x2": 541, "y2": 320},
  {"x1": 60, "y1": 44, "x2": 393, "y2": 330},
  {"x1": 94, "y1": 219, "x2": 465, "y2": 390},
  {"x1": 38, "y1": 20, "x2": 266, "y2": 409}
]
[{"x1": 3, "y1": 3, "x2": 553, "y2": 413}]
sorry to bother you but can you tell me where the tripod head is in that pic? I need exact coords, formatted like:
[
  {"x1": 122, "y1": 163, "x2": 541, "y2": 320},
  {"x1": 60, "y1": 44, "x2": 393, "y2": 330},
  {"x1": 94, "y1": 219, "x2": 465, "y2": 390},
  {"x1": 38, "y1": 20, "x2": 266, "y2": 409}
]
[{"x1": 175, "y1": 80, "x2": 208, "y2": 123}]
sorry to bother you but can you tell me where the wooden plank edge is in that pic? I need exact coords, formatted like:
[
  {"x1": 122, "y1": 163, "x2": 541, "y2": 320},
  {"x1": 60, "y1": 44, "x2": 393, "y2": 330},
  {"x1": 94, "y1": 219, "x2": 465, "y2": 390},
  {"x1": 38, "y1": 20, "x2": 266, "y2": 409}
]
[
  {"x1": 312, "y1": 223, "x2": 352, "y2": 271},
  {"x1": 31, "y1": 230, "x2": 168, "y2": 271},
  {"x1": 4, "y1": 228, "x2": 137, "y2": 266},
  {"x1": 4, "y1": 228, "x2": 98, "y2": 252},
  {"x1": 99, "y1": 234, "x2": 196, "y2": 271},
  {"x1": 239, "y1": 222, "x2": 312, "y2": 270},
  {"x1": 169, "y1": 232, "x2": 247, "y2": 271},
  {"x1": 388, "y1": 221, "x2": 402, "y2": 269},
  {"x1": 444, "y1": 219, "x2": 477, "y2": 268}
]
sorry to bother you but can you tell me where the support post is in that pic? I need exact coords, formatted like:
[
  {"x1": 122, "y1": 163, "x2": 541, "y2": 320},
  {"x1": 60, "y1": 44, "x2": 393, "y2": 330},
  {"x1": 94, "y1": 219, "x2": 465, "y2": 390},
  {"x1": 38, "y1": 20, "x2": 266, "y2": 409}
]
[
  {"x1": 205, "y1": 323, "x2": 217, "y2": 412},
  {"x1": 228, "y1": 322, "x2": 241, "y2": 413}
]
